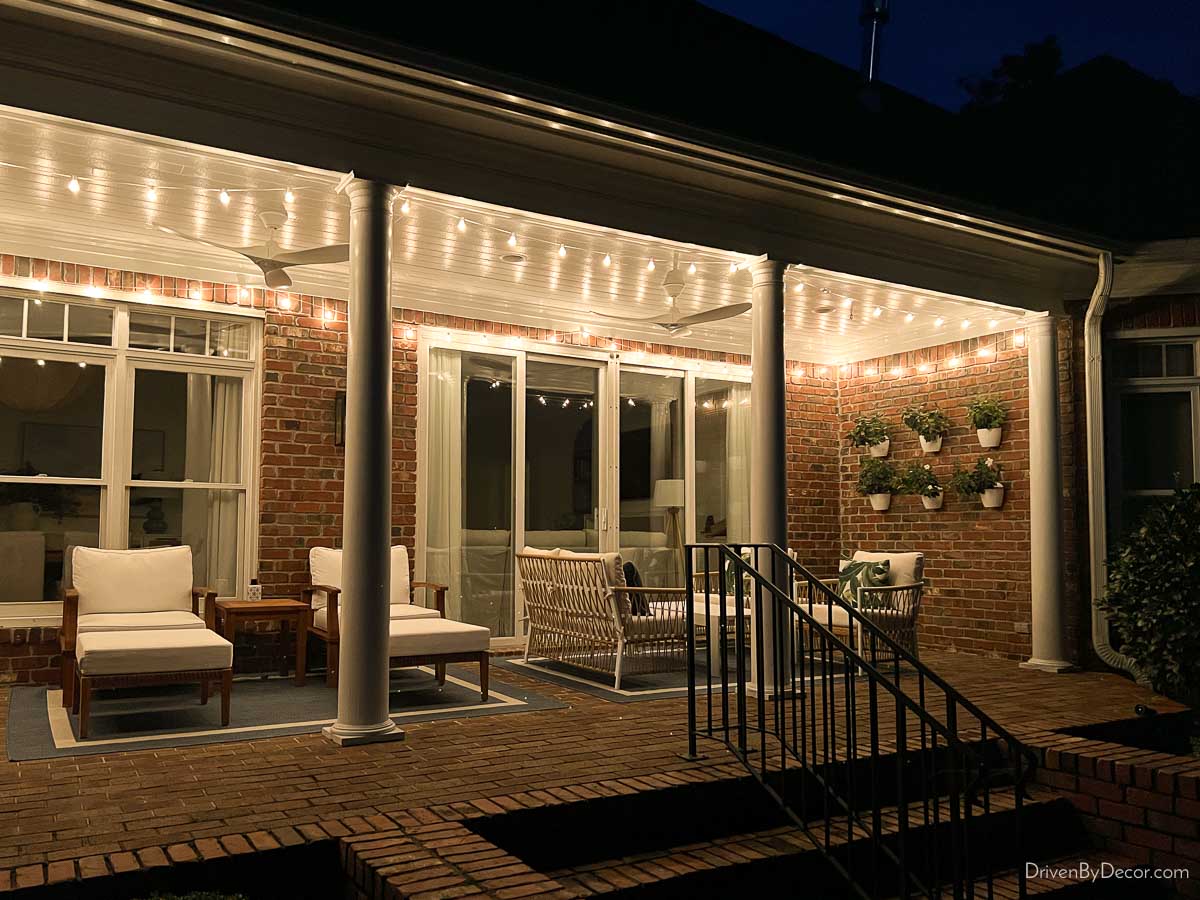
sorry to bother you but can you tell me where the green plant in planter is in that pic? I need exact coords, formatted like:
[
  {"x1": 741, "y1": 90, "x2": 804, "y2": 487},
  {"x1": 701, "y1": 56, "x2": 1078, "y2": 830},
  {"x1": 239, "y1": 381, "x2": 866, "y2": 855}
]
[
  {"x1": 902, "y1": 462, "x2": 943, "y2": 498},
  {"x1": 949, "y1": 457, "x2": 1003, "y2": 497},
  {"x1": 900, "y1": 404, "x2": 951, "y2": 442},
  {"x1": 1100, "y1": 485, "x2": 1200, "y2": 711},
  {"x1": 857, "y1": 458, "x2": 899, "y2": 495},
  {"x1": 847, "y1": 414, "x2": 890, "y2": 448},
  {"x1": 966, "y1": 397, "x2": 1007, "y2": 429}
]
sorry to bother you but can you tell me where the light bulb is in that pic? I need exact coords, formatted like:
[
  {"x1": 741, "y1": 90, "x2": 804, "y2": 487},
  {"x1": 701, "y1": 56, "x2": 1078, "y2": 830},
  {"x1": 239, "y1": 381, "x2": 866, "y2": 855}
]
[
  {"x1": 400, "y1": 199, "x2": 410, "y2": 215},
  {"x1": 239, "y1": 287, "x2": 250, "y2": 300},
  {"x1": 917, "y1": 364, "x2": 930, "y2": 374},
  {"x1": 688, "y1": 263, "x2": 697, "y2": 275},
  {"x1": 961, "y1": 319, "x2": 971, "y2": 329},
  {"x1": 33, "y1": 298, "x2": 41, "y2": 306},
  {"x1": 728, "y1": 262, "x2": 737, "y2": 274},
  {"x1": 67, "y1": 177, "x2": 80, "y2": 194},
  {"x1": 456, "y1": 217, "x2": 466, "y2": 233},
  {"x1": 873, "y1": 306, "x2": 883, "y2": 317},
  {"x1": 538, "y1": 395, "x2": 547, "y2": 406},
  {"x1": 934, "y1": 317, "x2": 945, "y2": 327},
  {"x1": 558, "y1": 244, "x2": 567, "y2": 258},
  {"x1": 792, "y1": 367, "x2": 804, "y2": 378},
  {"x1": 36, "y1": 359, "x2": 45, "y2": 367},
  {"x1": 793, "y1": 282, "x2": 804, "y2": 293},
  {"x1": 324, "y1": 309, "x2": 334, "y2": 322},
  {"x1": 142, "y1": 289, "x2": 153, "y2": 299},
  {"x1": 78, "y1": 362, "x2": 87, "y2": 369},
  {"x1": 1014, "y1": 332, "x2": 1026, "y2": 347},
  {"x1": 189, "y1": 289, "x2": 201, "y2": 301},
  {"x1": 562, "y1": 399, "x2": 570, "y2": 408},
  {"x1": 979, "y1": 347, "x2": 993, "y2": 358},
  {"x1": 548, "y1": 333, "x2": 558, "y2": 343},
  {"x1": 817, "y1": 367, "x2": 828, "y2": 376},
  {"x1": 602, "y1": 253, "x2": 611, "y2": 267},
  {"x1": 646, "y1": 259, "x2": 655, "y2": 271},
  {"x1": 278, "y1": 295, "x2": 292, "y2": 310},
  {"x1": 949, "y1": 356, "x2": 961, "y2": 367},
  {"x1": 284, "y1": 189, "x2": 295, "y2": 203},
  {"x1": 988, "y1": 319, "x2": 998, "y2": 329},
  {"x1": 146, "y1": 186, "x2": 157, "y2": 202},
  {"x1": 404, "y1": 327, "x2": 416, "y2": 340},
  {"x1": 890, "y1": 367, "x2": 902, "y2": 377},
  {"x1": 842, "y1": 297, "x2": 853, "y2": 308},
  {"x1": 904, "y1": 312, "x2": 915, "y2": 323},
  {"x1": 507, "y1": 232, "x2": 517, "y2": 247},
  {"x1": 627, "y1": 398, "x2": 635, "y2": 407},
  {"x1": 609, "y1": 341, "x2": 619, "y2": 350},
  {"x1": 580, "y1": 326, "x2": 590, "y2": 337},
  {"x1": 219, "y1": 189, "x2": 231, "y2": 206},
  {"x1": 865, "y1": 367, "x2": 877, "y2": 376}
]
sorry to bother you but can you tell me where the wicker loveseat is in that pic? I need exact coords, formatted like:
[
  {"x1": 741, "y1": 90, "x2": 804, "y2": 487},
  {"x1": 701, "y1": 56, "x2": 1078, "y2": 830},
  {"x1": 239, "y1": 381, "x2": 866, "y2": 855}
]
[{"x1": 516, "y1": 548, "x2": 688, "y2": 689}]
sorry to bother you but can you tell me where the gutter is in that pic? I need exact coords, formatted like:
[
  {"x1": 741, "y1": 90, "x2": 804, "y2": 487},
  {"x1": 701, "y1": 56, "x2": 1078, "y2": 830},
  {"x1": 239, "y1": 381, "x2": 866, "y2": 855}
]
[{"x1": 1083, "y1": 250, "x2": 1140, "y2": 677}]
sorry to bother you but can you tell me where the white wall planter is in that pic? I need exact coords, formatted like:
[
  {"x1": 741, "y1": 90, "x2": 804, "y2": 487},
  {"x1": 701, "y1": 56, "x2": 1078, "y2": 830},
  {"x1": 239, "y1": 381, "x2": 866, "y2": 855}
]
[
  {"x1": 921, "y1": 493, "x2": 944, "y2": 510},
  {"x1": 919, "y1": 436, "x2": 943, "y2": 454},
  {"x1": 977, "y1": 427, "x2": 1002, "y2": 448},
  {"x1": 868, "y1": 493, "x2": 892, "y2": 511},
  {"x1": 981, "y1": 486, "x2": 1005, "y2": 509},
  {"x1": 868, "y1": 438, "x2": 890, "y2": 458}
]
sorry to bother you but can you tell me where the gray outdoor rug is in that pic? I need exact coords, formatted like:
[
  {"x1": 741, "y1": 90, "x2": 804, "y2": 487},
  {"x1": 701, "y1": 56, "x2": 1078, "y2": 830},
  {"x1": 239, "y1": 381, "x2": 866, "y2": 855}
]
[
  {"x1": 7, "y1": 666, "x2": 566, "y2": 760},
  {"x1": 496, "y1": 651, "x2": 851, "y2": 703}
]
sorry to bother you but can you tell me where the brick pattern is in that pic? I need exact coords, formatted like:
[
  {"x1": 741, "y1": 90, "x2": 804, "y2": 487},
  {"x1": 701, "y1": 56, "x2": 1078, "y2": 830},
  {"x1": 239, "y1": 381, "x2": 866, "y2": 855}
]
[
  {"x1": 1106, "y1": 293, "x2": 1200, "y2": 331},
  {"x1": 0, "y1": 627, "x2": 60, "y2": 686},
  {"x1": 785, "y1": 366, "x2": 841, "y2": 580}
]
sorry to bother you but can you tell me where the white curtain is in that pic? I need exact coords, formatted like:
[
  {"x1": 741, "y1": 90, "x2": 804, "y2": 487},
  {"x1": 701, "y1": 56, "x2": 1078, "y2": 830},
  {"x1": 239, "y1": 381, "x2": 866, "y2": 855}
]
[
  {"x1": 726, "y1": 383, "x2": 751, "y2": 543},
  {"x1": 182, "y1": 374, "x2": 240, "y2": 596},
  {"x1": 425, "y1": 349, "x2": 464, "y2": 621}
]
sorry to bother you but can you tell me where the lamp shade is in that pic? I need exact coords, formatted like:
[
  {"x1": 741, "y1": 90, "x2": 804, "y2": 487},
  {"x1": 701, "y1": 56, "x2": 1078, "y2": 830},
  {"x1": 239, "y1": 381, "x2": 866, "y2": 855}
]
[{"x1": 652, "y1": 478, "x2": 685, "y2": 509}]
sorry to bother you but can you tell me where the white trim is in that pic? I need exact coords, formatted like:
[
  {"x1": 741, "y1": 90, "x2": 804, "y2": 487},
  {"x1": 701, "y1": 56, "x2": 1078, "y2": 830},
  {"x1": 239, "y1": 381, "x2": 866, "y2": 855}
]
[{"x1": 0, "y1": 275, "x2": 266, "y2": 320}]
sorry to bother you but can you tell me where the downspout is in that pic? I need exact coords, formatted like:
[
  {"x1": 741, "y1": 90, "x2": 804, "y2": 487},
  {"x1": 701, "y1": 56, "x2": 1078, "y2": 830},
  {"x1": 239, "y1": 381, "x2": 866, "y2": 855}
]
[{"x1": 1083, "y1": 250, "x2": 1140, "y2": 677}]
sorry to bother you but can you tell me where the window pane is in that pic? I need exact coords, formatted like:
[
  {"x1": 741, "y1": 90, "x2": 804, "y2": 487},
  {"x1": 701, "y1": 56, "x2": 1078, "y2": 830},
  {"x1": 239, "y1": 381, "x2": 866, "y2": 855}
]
[
  {"x1": 426, "y1": 349, "x2": 515, "y2": 637},
  {"x1": 0, "y1": 296, "x2": 22, "y2": 337},
  {"x1": 132, "y1": 369, "x2": 243, "y2": 482},
  {"x1": 129, "y1": 311, "x2": 171, "y2": 351},
  {"x1": 695, "y1": 379, "x2": 751, "y2": 544},
  {"x1": 129, "y1": 487, "x2": 240, "y2": 597},
  {"x1": 173, "y1": 317, "x2": 207, "y2": 355},
  {"x1": 0, "y1": 357, "x2": 105, "y2": 478},
  {"x1": 1120, "y1": 391, "x2": 1193, "y2": 490},
  {"x1": 619, "y1": 370, "x2": 684, "y2": 587},
  {"x1": 525, "y1": 361, "x2": 598, "y2": 548},
  {"x1": 67, "y1": 304, "x2": 114, "y2": 346},
  {"x1": 1116, "y1": 343, "x2": 1163, "y2": 379},
  {"x1": 0, "y1": 485, "x2": 100, "y2": 602},
  {"x1": 1119, "y1": 495, "x2": 1170, "y2": 538},
  {"x1": 26, "y1": 299, "x2": 64, "y2": 341},
  {"x1": 210, "y1": 320, "x2": 250, "y2": 359},
  {"x1": 1166, "y1": 344, "x2": 1195, "y2": 377}
]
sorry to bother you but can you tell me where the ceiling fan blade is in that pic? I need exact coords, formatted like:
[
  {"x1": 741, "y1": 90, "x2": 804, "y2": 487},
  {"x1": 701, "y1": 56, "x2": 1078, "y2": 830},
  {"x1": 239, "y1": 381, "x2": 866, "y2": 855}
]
[
  {"x1": 674, "y1": 302, "x2": 753, "y2": 326},
  {"x1": 272, "y1": 244, "x2": 350, "y2": 266},
  {"x1": 589, "y1": 308, "x2": 673, "y2": 325},
  {"x1": 156, "y1": 225, "x2": 247, "y2": 257},
  {"x1": 260, "y1": 266, "x2": 293, "y2": 289}
]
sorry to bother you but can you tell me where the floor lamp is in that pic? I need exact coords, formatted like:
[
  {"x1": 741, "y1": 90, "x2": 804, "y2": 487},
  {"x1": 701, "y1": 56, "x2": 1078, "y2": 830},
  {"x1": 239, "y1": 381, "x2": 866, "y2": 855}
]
[{"x1": 653, "y1": 478, "x2": 686, "y2": 587}]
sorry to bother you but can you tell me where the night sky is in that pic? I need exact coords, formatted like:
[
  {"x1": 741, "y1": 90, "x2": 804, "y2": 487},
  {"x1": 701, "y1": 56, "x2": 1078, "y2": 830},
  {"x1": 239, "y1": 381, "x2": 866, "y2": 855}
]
[{"x1": 701, "y1": 0, "x2": 1200, "y2": 109}]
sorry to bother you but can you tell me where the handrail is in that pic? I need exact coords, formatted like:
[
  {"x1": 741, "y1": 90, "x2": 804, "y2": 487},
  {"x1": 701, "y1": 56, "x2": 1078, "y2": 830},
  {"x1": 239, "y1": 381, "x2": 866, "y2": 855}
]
[{"x1": 685, "y1": 542, "x2": 1036, "y2": 899}]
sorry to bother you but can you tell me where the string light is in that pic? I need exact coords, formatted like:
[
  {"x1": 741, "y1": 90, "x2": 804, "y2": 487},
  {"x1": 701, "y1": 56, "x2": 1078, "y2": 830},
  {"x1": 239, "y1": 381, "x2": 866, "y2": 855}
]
[
  {"x1": 646, "y1": 259, "x2": 655, "y2": 271},
  {"x1": 728, "y1": 262, "x2": 737, "y2": 274},
  {"x1": 558, "y1": 244, "x2": 568, "y2": 258},
  {"x1": 934, "y1": 317, "x2": 945, "y2": 328},
  {"x1": 218, "y1": 189, "x2": 231, "y2": 206},
  {"x1": 189, "y1": 289, "x2": 201, "y2": 301},
  {"x1": 890, "y1": 367, "x2": 902, "y2": 377},
  {"x1": 602, "y1": 253, "x2": 611, "y2": 267},
  {"x1": 1014, "y1": 332, "x2": 1026, "y2": 347},
  {"x1": 284, "y1": 189, "x2": 295, "y2": 203},
  {"x1": 917, "y1": 363, "x2": 930, "y2": 374},
  {"x1": 145, "y1": 185, "x2": 157, "y2": 202},
  {"x1": 78, "y1": 361, "x2": 87, "y2": 368},
  {"x1": 36, "y1": 359, "x2": 45, "y2": 367},
  {"x1": 792, "y1": 367, "x2": 804, "y2": 378},
  {"x1": 277, "y1": 295, "x2": 292, "y2": 310},
  {"x1": 948, "y1": 356, "x2": 961, "y2": 367},
  {"x1": 961, "y1": 319, "x2": 971, "y2": 329},
  {"x1": 905, "y1": 313, "x2": 915, "y2": 323},
  {"x1": 865, "y1": 366, "x2": 877, "y2": 376},
  {"x1": 456, "y1": 217, "x2": 467, "y2": 233},
  {"x1": 988, "y1": 319, "x2": 998, "y2": 329},
  {"x1": 323, "y1": 308, "x2": 335, "y2": 322},
  {"x1": 404, "y1": 327, "x2": 416, "y2": 340},
  {"x1": 507, "y1": 232, "x2": 517, "y2": 247},
  {"x1": 873, "y1": 306, "x2": 883, "y2": 317},
  {"x1": 979, "y1": 347, "x2": 993, "y2": 358},
  {"x1": 400, "y1": 198, "x2": 411, "y2": 215},
  {"x1": 238, "y1": 287, "x2": 250, "y2": 301},
  {"x1": 67, "y1": 177, "x2": 80, "y2": 194},
  {"x1": 688, "y1": 263, "x2": 697, "y2": 275}
]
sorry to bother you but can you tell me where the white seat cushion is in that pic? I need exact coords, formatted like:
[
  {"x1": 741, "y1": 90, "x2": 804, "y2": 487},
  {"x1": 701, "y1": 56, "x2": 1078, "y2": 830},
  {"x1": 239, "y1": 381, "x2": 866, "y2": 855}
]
[
  {"x1": 806, "y1": 604, "x2": 851, "y2": 629},
  {"x1": 73, "y1": 546, "x2": 194, "y2": 616},
  {"x1": 309, "y1": 544, "x2": 411, "y2": 610},
  {"x1": 77, "y1": 611, "x2": 206, "y2": 634},
  {"x1": 313, "y1": 602, "x2": 439, "y2": 630},
  {"x1": 76, "y1": 629, "x2": 232, "y2": 676},
  {"x1": 387, "y1": 618, "x2": 490, "y2": 657}
]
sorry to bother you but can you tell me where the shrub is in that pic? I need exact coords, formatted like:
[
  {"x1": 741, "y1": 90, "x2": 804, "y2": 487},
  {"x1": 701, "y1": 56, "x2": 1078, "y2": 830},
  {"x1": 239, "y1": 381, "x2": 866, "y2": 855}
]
[
  {"x1": 847, "y1": 414, "x2": 890, "y2": 448},
  {"x1": 902, "y1": 463, "x2": 943, "y2": 498},
  {"x1": 857, "y1": 458, "x2": 899, "y2": 495},
  {"x1": 966, "y1": 397, "x2": 1007, "y2": 429},
  {"x1": 900, "y1": 404, "x2": 951, "y2": 441},
  {"x1": 1101, "y1": 485, "x2": 1200, "y2": 707},
  {"x1": 950, "y1": 457, "x2": 1003, "y2": 497}
]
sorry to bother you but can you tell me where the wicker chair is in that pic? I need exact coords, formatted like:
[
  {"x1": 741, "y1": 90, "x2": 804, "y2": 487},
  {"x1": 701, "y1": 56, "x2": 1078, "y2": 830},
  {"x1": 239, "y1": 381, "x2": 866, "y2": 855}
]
[
  {"x1": 813, "y1": 551, "x2": 926, "y2": 658},
  {"x1": 516, "y1": 548, "x2": 688, "y2": 689}
]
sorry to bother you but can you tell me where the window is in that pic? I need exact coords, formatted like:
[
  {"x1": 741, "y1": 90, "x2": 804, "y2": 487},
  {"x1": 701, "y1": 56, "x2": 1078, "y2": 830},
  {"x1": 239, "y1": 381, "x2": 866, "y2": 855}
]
[{"x1": 0, "y1": 286, "x2": 260, "y2": 610}]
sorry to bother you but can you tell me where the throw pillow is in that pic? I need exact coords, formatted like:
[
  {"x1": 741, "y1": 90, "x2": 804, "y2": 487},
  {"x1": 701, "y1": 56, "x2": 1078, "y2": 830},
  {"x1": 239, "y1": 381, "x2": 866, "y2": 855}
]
[
  {"x1": 623, "y1": 561, "x2": 650, "y2": 616},
  {"x1": 836, "y1": 559, "x2": 891, "y2": 607}
]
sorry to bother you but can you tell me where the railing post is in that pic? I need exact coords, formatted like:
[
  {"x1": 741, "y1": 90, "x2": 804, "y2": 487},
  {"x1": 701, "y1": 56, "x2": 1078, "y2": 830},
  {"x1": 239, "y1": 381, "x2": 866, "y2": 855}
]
[{"x1": 684, "y1": 544, "x2": 699, "y2": 760}]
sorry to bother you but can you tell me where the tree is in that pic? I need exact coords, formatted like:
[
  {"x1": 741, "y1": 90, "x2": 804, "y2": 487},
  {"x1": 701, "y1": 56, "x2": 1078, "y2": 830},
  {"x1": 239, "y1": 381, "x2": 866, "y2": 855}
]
[{"x1": 959, "y1": 35, "x2": 1063, "y2": 111}]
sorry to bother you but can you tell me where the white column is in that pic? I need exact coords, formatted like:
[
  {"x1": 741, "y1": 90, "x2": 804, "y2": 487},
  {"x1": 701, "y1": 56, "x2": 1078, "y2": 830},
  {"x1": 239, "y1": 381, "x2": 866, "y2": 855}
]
[
  {"x1": 1021, "y1": 315, "x2": 1075, "y2": 673},
  {"x1": 749, "y1": 259, "x2": 788, "y2": 692},
  {"x1": 324, "y1": 178, "x2": 405, "y2": 745}
]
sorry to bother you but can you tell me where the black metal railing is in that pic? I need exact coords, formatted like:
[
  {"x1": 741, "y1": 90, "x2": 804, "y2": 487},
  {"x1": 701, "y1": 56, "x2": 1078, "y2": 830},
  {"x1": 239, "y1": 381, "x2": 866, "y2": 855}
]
[{"x1": 684, "y1": 543, "x2": 1037, "y2": 900}]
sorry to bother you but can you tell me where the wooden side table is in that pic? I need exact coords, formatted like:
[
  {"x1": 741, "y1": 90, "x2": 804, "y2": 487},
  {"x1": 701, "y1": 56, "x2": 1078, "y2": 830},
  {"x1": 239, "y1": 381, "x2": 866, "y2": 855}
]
[{"x1": 215, "y1": 598, "x2": 309, "y2": 686}]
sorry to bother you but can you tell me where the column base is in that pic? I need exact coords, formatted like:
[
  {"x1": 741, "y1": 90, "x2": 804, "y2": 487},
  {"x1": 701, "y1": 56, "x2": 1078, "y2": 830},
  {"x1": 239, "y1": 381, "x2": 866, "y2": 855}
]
[
  {"x1": 1020, "y1": 657, "x2": 1078, "y2": 674},
  {"x1": 322, "y1": 720, "x2": 407, "y2": 747}
]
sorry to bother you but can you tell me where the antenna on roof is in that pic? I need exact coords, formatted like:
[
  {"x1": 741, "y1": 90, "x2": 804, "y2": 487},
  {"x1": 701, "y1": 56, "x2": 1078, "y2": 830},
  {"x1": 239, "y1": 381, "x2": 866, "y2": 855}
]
[{"x1": 859, "y1": 0, "x2": 891, "y2": 84}]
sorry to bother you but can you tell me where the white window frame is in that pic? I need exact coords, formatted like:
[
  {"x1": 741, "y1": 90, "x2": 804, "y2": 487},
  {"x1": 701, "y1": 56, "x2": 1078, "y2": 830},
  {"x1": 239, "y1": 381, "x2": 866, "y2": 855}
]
[{"x1": 0, "y1": 284, "x2": 263, "y2": 623}]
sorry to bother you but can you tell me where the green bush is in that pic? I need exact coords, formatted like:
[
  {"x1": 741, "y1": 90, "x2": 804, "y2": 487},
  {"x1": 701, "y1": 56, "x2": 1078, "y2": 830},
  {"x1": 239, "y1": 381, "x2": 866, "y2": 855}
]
[
  {"x1": 857, "y1": 458, "x2": 899, "y2": 495},
  {"x1": 1101, "y1": 485, "x2": 1200, "y2": 706},
  {"x1": 902, "y1": 463, "x2": 943, "y2": 498},
  {"x1": 847, "y1": 414, "x2": 890, "y2": 448},
  {"x1": 950, "y1": 457, "x2": 1003, "y2": 497},
  {"x1": 900, "y1": 404, "x2": 951, "y2": 441},
  {"x1": 966, "y1": 397, "x2": 1007, "y2": 429}
]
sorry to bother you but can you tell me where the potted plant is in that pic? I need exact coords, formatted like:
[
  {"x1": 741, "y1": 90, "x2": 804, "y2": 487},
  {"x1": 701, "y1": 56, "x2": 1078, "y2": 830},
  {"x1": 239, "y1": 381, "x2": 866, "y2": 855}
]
[
  {"x1": 901, "y1": 404, "x2": 951, "y2": 454},
  {"x1": 858, "y1": 457, "x2": 898, "y2": 511},
  {"x1": 848, "y1": 413, "x2": 891, "y2": 457},
  {"x1": 966, "y1": 397, "x2": 1007, "y2": 448},
  {"x1": 1100, "y1": 485, "x2": 1200, "y2": 718},
  {"x1": 903, "y1": 462, "x2": 944, "y2": 510},
  {"x1": 950, "y1": 457, "x2": 1005, "y2": 508}
]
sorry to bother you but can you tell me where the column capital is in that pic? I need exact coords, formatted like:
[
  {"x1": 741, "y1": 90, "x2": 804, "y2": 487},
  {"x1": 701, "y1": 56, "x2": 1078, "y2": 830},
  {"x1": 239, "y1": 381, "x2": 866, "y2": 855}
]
[
  {"x1": 1025, "y1": 314, "x2": 1057, "y2": 336},
  {"x1": 748, "y1": 257, "x2": 787, "y2": 287},
  {"x1": 337, "y1": 173, "x2": 399, "y2": 210}
]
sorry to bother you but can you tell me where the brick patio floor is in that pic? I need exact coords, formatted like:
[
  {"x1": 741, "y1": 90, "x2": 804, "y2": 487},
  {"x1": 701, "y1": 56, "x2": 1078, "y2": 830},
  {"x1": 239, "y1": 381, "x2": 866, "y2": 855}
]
[{"x1": 0, "y1": 651, "x2": 1186, "y2": 894}]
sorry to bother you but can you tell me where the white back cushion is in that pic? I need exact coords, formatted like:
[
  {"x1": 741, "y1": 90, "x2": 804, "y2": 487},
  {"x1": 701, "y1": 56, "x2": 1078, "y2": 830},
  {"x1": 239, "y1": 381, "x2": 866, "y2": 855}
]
[
  {"x1": 308, "y1": 545, "x2": 411, "y2": 609},
  {"x1": 72, "y1": 546, "x2": 193, "y2": 616},
  {"x1": 851, "y1": 551, "x2": 924, "y2": 586}
]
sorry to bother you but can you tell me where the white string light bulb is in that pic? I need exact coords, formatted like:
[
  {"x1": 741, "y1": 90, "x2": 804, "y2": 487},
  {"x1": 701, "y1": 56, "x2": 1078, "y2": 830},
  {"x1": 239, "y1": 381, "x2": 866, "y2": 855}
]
[
  {"x1": 602, "y1": 253, "x2": 611, "y2": 266},
  {"x1": 558, "y1": 244, "x2": 567, "y2": 258},
  {"x1": 647, "y1": 259, "x2": 655, "y2": 271},
  {"x1": 67, "y1": 177, "x2": 80, "y2": 194},
  {"x1": 507, "y1": 232, "x2": 517, "y2": 247},
  {"x1": 219, "y1": 189, "x2": 231, "y2": 206},
  {"x1": 961, "y1": 319, "x2": 971, "y2": 329},
  {"x1": 146, "y1": 185, "x2": 157, "y2": 202},
  {"x1": 873, "y1": 306, "x2": 883, "y2": 317},
  {"x1": 456, "y1": 217, "x2": 467, "y2": 233},
  {"x1": 905, "y1": 312, "x2": 915, "y2": 323},
  {"x1": 284, "y1": 189, "x2": 295, "y2": 204},
  {"x1": 400, "y1": 198, "x2": 411, "y2": 215},
  {"x1": 688, "y1": 263, "x2": 697, "y2": 275},
  {"x1": 934, "y1": 317, "x2": 945, "y2": 327}
]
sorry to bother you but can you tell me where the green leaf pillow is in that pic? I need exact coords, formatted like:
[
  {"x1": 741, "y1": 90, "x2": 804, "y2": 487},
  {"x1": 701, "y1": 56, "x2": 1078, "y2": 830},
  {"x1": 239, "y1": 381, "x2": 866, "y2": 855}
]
[{"x1": 837, "y1": 559, "x2": 891, "y2": 607}]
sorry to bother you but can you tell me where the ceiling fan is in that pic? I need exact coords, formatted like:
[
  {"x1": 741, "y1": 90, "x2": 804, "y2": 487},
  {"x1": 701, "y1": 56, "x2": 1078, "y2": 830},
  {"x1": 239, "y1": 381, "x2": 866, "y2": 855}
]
[
  {"x1": 158, "y1": 209, "x2": 349, "y2": 289},
  {"x1": 591, "y1": 253, "x2": 751, "y2": 337}
]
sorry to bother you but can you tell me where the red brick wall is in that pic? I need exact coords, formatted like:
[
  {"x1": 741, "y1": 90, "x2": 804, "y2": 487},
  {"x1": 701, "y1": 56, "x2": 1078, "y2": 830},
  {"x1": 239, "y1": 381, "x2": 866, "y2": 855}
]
[
  {"x1": 0, "y1": 627, "x2": 60, "y2": 686},
  {"x1": 786, "y1": 365, "x2": 841, "y2": 580}
]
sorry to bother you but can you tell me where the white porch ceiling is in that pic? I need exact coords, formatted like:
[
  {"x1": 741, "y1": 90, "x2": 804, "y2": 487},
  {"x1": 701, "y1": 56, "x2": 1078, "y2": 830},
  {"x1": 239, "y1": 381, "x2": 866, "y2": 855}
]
[{"x1": 0, "y1": 106, "x2": 1036, "y2": 363}]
